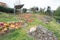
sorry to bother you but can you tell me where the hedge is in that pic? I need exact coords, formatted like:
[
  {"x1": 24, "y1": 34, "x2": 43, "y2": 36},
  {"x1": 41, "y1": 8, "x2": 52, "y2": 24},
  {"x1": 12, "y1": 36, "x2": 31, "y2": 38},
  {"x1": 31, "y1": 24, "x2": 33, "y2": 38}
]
[{"x1": 0, "y1": 6, "x2": 15, "y2": 13}]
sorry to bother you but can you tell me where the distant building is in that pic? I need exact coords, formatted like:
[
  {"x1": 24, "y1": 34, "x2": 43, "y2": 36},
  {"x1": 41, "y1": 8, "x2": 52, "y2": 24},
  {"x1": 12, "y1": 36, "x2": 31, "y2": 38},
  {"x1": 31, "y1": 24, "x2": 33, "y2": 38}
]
[{"x1": 0, "y1": 2, "x2": 7, "y2": 7}]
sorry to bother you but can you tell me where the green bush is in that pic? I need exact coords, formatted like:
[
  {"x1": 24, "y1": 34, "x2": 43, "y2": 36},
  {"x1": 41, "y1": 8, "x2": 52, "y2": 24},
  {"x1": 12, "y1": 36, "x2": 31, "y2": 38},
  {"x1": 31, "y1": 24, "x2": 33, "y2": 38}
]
[
  {"x1": 22, "y1": 8, "x2": 27, "y2": 13},
  {"x1": 0, "y1": 6, "x2": 14, "y2": 13},
  {"x1": 54, "y1": 7, "x2": 60, "y2": 20},
  {"x1": 54, "y1": 7, "x2": 60, "y2": 16},
  {"x1": 54, "y1": 16, "x2": 60, "y2": 20}
]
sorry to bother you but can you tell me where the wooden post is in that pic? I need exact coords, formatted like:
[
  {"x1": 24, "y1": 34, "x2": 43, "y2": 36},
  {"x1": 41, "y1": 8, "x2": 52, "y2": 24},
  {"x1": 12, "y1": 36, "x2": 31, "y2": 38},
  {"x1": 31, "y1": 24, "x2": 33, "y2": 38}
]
[{"x1": 14, "y1": 4, "x2": 16, "y2": 15}]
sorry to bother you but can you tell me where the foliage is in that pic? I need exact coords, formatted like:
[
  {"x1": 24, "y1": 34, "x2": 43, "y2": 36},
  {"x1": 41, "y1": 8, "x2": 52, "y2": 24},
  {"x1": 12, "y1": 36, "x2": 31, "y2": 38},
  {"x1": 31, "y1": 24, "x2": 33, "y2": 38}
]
[
  {"x1": 0, "y1": 6, "x2": 14, "y2": 13},
  {"x1": 54, "y1": 7, "x2": 60, "y2": 16},
  {"x1": 54, "y1": 16, "x2": 60, "y2": 20},
  {"x1": 46, "y1": 6, "x2": 53, "y2": 16},
  {"x1": 0, "y1": 21, "x2": 24, "y2": 34},
  {"x1": 30, "y1": 7, "x2": 39, "y2": 13},
  {"x1": 22, "y1": 8, "x2": 27, "y2": 13},
  {"x1": 54, "y1": 7, "x2": 60, "y2": 20},
  {"x1": 40, "y1": 8, "x2": 45, "y2": 14}
]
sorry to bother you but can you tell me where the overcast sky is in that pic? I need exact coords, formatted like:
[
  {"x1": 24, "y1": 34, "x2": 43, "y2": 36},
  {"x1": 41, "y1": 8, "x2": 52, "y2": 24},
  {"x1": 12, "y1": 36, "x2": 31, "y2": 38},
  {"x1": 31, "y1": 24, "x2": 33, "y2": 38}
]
[{"x1": 0, "y1": 0, "x2": 60, "y2": 10}]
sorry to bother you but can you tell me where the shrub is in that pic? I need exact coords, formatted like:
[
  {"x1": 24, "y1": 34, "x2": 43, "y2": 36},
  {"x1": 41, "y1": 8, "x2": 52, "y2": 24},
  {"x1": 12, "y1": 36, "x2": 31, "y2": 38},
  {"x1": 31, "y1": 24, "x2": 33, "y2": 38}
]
[
  {"x1": 0, "y1": 6, "x2": 15, "y2": 13},
  {"x1": 54, "y1": 7, "x2": 60, "y2": 20},
  {"x1": 54, "y1": 7, "x2": 60, "y2": 16},
  {"x1": 22, "y1": 8, "x2": 27, "y2": 13}
]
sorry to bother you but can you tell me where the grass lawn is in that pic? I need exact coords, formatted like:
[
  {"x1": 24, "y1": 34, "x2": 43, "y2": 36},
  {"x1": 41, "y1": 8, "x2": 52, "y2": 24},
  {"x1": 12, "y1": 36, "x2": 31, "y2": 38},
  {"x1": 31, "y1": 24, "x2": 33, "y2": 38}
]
[
  {"x1": 0, "y1": 12, "x2": 19, "y2": 22},
  {"x1": 0, "y1": 13, "x2": 60, "y2": 40},
  {"x1": 0, "y1": 12, "x2": 34, "y2": 40}
]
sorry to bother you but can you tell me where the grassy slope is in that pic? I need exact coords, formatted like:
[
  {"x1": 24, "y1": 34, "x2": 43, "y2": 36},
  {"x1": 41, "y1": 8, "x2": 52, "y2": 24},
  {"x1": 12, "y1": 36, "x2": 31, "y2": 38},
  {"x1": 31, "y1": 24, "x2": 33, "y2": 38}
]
[
  {"x1": 0, "y1": 13, "x2": 34, "y2": 40},
  {"x1": 54, "y1": 16, "x2": 60, "y2": 20},
  {"x1": 0, "y1": 13, "x2": 60, "y2": 40},
  {"x1": 26, "y1": 18, "x2": 60, "y2": 40},
  {"x1": 0, "y1": 12, "x2": 19, "y2": 22}
]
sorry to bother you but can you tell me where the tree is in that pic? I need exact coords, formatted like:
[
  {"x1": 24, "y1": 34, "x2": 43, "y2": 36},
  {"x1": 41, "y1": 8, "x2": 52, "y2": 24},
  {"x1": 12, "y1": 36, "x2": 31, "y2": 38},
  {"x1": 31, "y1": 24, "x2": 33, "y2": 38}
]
[
  {"x1": 0, "y1": 6, "x2": 14, "y2": 13},
  {"x1": 30, "y1": 7, "x2": 39, "y2": 13},
  {"x1": 54, "y1": 7, "x2": 60, "y2": 20},
  {"x1": 22, "y1": 8, "x2": 27, "y2": 13},
  {"x1": 40, "y1": 8, "x2": 45, "y2": 14},
  {"x1": 54, "y1": 6, "x2": 60, "y2": 16},
  {"x1": 46, "y1": 6, "x2": 52, "y2": 16},
  {"x1": 35, "y1": 7, "x2": 39, "y2": 11}
]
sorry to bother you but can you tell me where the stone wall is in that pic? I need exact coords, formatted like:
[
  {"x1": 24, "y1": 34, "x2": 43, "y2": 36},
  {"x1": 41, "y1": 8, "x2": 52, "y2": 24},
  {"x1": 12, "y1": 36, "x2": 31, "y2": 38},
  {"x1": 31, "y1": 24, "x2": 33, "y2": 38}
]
[{"x1": 29, "y1": 25, "x2": 57, "y2": 40}]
